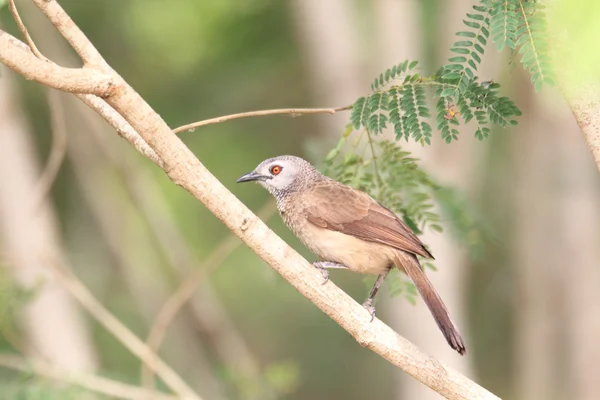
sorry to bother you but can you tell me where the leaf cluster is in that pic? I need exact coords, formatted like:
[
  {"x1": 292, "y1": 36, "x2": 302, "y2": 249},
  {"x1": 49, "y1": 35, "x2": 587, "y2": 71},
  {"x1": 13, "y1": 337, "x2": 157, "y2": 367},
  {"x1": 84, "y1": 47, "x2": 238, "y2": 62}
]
[
  {"x1": 445, "y1": 0, "x2": 554, "y2": 93},
  {"x1": 351, "y1": 59, "x2": 521, "y2": 145},
  {"x1": 350, "y1": 1, "x2": 555, "y2": 145},
  {"x1": 488, "y1": 0, "x2": 555, "y2": 91}
]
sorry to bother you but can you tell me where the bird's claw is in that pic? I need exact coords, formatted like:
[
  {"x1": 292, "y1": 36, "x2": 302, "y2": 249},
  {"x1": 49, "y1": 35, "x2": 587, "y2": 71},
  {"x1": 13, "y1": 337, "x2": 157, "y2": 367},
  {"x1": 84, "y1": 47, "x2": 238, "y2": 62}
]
[
  {"x1": 362, "y1": 300, "x2": 376, "y2": 322},
  {"x1": 312, "y1": 263, "x2": 330, "y2": 285}
]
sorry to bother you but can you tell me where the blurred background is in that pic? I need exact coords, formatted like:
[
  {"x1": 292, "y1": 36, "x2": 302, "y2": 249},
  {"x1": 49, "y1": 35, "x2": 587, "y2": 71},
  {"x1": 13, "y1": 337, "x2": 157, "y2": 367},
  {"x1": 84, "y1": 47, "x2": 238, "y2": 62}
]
[{"x1": 1, "y1": 1, "x2": 599, "y2": 399}]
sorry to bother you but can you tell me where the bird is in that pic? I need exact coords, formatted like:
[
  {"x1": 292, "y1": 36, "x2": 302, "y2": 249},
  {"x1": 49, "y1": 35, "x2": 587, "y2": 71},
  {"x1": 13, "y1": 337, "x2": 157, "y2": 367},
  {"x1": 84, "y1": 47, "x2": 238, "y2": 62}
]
[{"x1": 236, "y1": 155, "x2": 466, "y2": 355}]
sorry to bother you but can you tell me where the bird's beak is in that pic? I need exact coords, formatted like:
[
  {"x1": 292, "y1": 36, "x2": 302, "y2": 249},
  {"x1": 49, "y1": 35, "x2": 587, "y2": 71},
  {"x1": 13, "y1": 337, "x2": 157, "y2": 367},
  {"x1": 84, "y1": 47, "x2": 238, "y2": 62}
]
[{"x1": 236, "y1": 171, "x2": 270, "y2": 183}]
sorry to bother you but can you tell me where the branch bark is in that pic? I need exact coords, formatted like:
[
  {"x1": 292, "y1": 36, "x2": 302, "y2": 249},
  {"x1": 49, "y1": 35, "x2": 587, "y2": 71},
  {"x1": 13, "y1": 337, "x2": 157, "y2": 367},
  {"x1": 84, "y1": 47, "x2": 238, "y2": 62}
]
[
  {"x1": 561, "y1": 84, "x2": 600, "y2": 173},
  {"x1": 173, "y1": 106, "x2": 352, "y2": 134},
  {"x1": 77, "y1": 94, "x2": 163, "y2": 166},
  {"x1": 0, "y1": 31, "x2": 115, "y2": 95},
  {"x1": 0, "y1": 1, "x2": 500, "y2": 398}
]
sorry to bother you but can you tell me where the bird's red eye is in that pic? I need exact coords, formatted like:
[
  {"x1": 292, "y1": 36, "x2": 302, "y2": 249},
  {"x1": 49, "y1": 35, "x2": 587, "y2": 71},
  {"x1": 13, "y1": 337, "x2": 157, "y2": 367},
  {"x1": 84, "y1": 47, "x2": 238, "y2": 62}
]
[{"x1": 270, "y1": 165, "x2": 282, "y2": 175}]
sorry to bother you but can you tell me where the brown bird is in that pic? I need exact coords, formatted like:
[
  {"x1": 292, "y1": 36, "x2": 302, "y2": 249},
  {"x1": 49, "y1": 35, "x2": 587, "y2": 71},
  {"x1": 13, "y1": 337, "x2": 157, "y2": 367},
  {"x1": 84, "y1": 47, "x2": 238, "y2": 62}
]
[{"x1": 237, "y1": 155, "x2": 466, "y2": 355}]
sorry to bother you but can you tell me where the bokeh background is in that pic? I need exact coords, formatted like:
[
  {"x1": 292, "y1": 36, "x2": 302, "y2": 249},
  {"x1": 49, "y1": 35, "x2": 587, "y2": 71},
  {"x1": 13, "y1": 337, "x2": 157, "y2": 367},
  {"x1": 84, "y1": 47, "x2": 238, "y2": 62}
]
[{"x1": 1, "y1": 1, "x2": 599, "y2": 400}]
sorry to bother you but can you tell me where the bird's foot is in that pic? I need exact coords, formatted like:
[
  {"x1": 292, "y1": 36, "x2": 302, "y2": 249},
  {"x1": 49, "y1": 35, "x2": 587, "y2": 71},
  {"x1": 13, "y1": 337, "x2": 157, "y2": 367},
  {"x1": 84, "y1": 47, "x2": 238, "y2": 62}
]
[
  {"x1": 312, "y1": 262, "x2": 330, "y2": 285},
  {"x1": 362, "y1": 299, "x2": 376, "y2": 322},
  {"x1": 312, "y1": 261, "x2": 348, "y2": 285}
]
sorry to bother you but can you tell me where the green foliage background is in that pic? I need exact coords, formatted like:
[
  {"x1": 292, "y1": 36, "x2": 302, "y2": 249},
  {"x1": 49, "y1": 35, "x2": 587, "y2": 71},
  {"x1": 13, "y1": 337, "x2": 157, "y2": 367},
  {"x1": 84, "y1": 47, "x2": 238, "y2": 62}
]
[{"x1": 0, "y1": 0, "x2": 595, "y2": 399}]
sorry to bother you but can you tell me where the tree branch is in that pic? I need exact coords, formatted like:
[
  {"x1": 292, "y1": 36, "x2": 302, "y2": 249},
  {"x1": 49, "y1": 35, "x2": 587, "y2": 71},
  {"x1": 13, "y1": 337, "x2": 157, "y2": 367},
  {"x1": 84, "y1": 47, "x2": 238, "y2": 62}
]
[
  {"x1": 76, "y1": 94, "x2": 164, "y2": 167},
  {"x1": 0, "y1": 31, "x2": 115, "y2": 95},
  {"x1": 31, "y1": 89, "x2": 68, "y2": 211},
  {"x1": 104, "y1": 55, "x2": 500, "y2": 400},
  {"x1": 141, "y1": 201, "x2": 277, "y2": 390},
  {"x1": 0, "y1": 1, "x2": 501, "y2": 398},
  {"x1": 8, "y1": 0, "x2": 46, "y2": 60},
  {"x1": 173, "y1": 106, "x2": 352, "y2": 134},
  {"x1": 0, "y1": 354, "x2": 177, "y2": 400},
  {"x1": 75, "y1": 95, "x2": 273, "y2": 391},
  {"x1": 46, "y1": 258, "x2": 202, "y2": 400},
  {"x1": 561, "y1": 84, "x2": 600, "y2": 173},
  {"x1": 30, "y1": 0, "x2": 106, "y2": 68}
]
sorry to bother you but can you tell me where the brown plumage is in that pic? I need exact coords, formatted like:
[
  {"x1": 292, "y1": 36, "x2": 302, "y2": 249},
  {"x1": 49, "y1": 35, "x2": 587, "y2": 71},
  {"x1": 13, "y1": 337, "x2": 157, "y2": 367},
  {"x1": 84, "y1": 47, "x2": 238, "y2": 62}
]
[{"x1": 237, "y1": 155, "x2": 466, "y2": 355}]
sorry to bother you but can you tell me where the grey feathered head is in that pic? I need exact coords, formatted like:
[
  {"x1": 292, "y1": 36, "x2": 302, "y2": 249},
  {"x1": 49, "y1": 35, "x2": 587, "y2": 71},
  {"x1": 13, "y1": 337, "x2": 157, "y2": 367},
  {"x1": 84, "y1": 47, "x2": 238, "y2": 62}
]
[{"x1": 236, "y1": 155, "x2": 322, "y2": 198}]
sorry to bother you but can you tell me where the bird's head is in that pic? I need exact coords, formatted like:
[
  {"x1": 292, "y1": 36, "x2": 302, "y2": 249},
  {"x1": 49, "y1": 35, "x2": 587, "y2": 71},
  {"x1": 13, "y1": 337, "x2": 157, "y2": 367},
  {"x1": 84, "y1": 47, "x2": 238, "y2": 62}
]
[{"x1": 236, "y1": 155, "x2": 320, "y2": 197}]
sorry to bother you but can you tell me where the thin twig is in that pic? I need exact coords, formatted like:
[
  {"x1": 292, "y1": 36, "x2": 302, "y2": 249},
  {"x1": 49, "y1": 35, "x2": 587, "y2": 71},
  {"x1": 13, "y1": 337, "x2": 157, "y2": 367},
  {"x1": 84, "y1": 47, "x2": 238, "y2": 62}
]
[
  {"x1": 45, "y1": 257, "x2": 203, "y2": 400},
  {"x1": 31, "y1": 89, "x2": 68, "y2": 212},
  {"x1": 173, "y1": 106, "x2": 352, "y2": 134},
  {"x1": 8, "y1": 0, "x2": 46, "y2": 60},
  {"x1": 77, "y1": 94, "x2": 163, "y2": 167},
  {"x1": 31, "y1": 0, "x2": 106, "y2": 68},
  {"x1": 0, "y1": 354, "x2": 177, "y2": 400},
  {"x1": 141, "y1": 201, "x2": 277, "y2": 389}
]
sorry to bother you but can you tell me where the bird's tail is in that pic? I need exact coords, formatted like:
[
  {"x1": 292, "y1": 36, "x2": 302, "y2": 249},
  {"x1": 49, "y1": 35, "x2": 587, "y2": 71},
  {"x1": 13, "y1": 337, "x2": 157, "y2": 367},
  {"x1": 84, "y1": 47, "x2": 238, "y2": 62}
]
[{"x1": 394, "y1": 251, "x2": 466, "y2": 355}]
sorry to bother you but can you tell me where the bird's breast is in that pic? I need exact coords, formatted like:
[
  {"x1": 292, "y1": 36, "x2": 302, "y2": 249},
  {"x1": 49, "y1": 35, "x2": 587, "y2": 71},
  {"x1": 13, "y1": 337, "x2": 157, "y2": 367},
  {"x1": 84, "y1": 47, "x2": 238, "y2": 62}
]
[{"x1": 290, "y1": 217, "x2": 394, "y2": 275}]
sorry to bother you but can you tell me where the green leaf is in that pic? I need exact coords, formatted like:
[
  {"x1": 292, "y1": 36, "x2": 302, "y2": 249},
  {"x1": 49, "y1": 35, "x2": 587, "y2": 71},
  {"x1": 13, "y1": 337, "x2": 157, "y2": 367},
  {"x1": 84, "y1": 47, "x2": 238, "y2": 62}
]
[
  {"x1": 467, "y1": 13, "x2": 485, "y2": 21},
  {"x1": 454, "y1": 40, "x2": 474, "y2": 47},
  {"x1": 448, "y1": 56, "x2": 467, "y2": 63},
  {"x1": 402, "y1": 214, "x2": 421, "y2": 234},
  {"x1": 511, "y1": 0, "x2": 554, "y2": 90},
  {"x1": 464, "y1": 20, "x2": 481, "y2": 29},
  {"x1": 451, "y1": 47, "x2": 471, "y2": 54},
  {"x1": 442, "y1": 72, "x2": 462, "y2": 80},
  {"x1": 350, "y1": 97, "x2": 369, "y2": 129}
]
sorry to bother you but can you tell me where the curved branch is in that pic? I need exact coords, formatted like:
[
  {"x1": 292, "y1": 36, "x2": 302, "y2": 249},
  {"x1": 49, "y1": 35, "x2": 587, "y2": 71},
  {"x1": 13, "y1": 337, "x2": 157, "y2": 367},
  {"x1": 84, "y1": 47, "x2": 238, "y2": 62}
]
[
  {"x1": 32, "y1": 89, "x2": 68, "y2": 211},
  {"x1": 109, "y1": 86, "x2": 498, "y2": 400},
  {"x1": 173, "y1": 106, "x2": 352, "y2": 134},
  {"x1": 8, "y1": 0, "x2": 46, "y2": 60},
  {"x1": 0, "y1": 31, "x2": 115, "y2": 96},
  {"x1": 76, "y1": 94, "x2": 163, "y2": 167},
  {"x1": 141, "y1": 201, "x2": 277, "y2": 389}
]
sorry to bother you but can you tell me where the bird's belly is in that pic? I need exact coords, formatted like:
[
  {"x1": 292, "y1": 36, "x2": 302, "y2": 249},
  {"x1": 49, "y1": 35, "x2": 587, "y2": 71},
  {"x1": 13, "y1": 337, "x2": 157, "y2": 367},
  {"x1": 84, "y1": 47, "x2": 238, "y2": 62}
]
[{"x1": 296, "y1": 223, "x2": 394, "y2": 275}]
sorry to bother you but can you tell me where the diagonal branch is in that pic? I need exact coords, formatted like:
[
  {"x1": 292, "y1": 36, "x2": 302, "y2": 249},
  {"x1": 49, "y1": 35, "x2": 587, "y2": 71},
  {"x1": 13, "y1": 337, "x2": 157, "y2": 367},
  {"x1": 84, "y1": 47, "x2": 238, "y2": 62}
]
[
  {"x1": 141, "y1": 201, "x2": 277, "y2": 390},
  {"x1": 8, "y1": 0, "x2": 46, "y2": 60},
  {"x1": 76, "y1": 94, "x2": 164, "y2": 166},
  {"x1": 31, "y1": 89, "x2": 68, "y2": 211},
  {"x1": 101, "y1": 49, "x2": 500, "y2": 400},
  {"x1": 77, "y1": 97, "x2": 274, "y2": 392},
  {"x1": 561, "y1": 84, "x2": 600, "y2": 173}
]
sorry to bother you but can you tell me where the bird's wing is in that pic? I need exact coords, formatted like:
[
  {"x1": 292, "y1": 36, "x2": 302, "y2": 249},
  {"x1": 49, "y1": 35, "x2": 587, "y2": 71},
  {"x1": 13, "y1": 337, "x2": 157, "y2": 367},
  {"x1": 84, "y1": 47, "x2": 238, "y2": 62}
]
[{"x1": 304, "y1": 181, "x2": 433, "y2": 259}]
